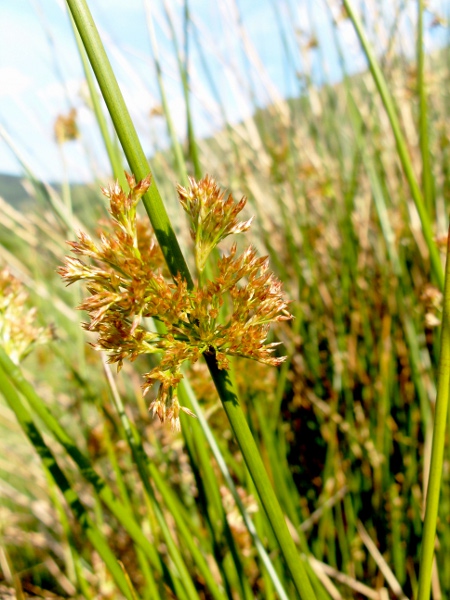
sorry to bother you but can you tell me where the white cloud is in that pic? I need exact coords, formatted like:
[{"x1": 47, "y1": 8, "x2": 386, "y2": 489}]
[
  {"x1": 36, "y1": 78, "x2": 84, "y2": 104},
  {"x1": 0, "y1": 67, "x2": 31, "y2": 98}
]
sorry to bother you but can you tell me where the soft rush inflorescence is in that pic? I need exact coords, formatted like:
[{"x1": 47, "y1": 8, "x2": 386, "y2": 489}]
[{"x1": 60, "y1": 174, "x2": 292, "y2": 430}]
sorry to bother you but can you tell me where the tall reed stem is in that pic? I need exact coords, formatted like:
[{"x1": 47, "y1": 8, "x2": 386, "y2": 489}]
[
  {"x1": 417, "y1": 0, "x2": 434, "y2": 215},
  {"x1": 65, "y1": 1, "x2": 318, "y2": 597},
  {"x1": 65, "y1": 0, "x2": 192, "y2": 285},
  {"x1": 0, "y1": 364, "x2": 136, "y2": 600},
  {"x1": 417, "y1": 225, "x2": 450, "y2": 599},
  {"x1": 342, "y1": 0, "x2": 443, "y2": 290}
]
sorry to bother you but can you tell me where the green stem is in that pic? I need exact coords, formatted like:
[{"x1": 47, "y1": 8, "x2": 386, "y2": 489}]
[
  {"x1": 417, "y1": 0, "x2": 434, "y2": 216},
  {"x1": 69, "y1": 12, "x2": 126, "y2": 188},
  {"x1": 100, "y1": 409, "x2": 160, "y2": 599},
  {"x1": 342, "y1": 0, "x2": 443, "y2": 290},
  {"x1": 204, "y1": 353, "x2": 317, "y2": 600},
  {"x1": 149, "y1": 462, "x2": 228, "y2": 600},
  {"x1": 162, "y1": 0, "x2": 202, "y2": 180},
  {"x1": 0, "y1": 345, "x2": 165, "y2": 582},
  {"x1": 45, "y1": 472, "x2": 94, "y2": 599},
  {"x1": 65, "y1": 0, "x2": 193, "y2": 285},
  {"x1": 417, "y1": 224, "x2": 450, "y2": 599},
  {"x1": 64, "y1": 3, "x2": 319, "y2": 597},
  {"x1": 178, "y1": 377, "x2": 291, "y2": 600},
  {"x1": 144, "y1": 0, "x2": 190, "y2": 186},
  {"x1": 102, "y1": 360, "x2": 202, "y2": 600}
]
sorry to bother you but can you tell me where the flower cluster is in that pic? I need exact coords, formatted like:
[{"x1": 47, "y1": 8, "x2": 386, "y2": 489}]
[
  {"x1": 60, "y1": 174, "x2": 292, "y2": 430},
  {"x1": 54, "y1": 108, "x2": 79, "y2": 144},
  {"x1": 177, "y1": 175, "x2": 253, "y2": 273},
  {"x1": 0, "y1": 269, "x2": 52, "y2": 364}
]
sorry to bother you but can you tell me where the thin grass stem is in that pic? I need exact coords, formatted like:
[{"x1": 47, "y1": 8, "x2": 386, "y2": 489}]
[
  {"x1": 342, "y1": 0, "x2": 444, "y2": 290},
  {"x1": 68, "y1": 12, "x2": 126, "y2": 188},
  {"x1": 0, "y1": 346, "x2": 170, "y2": 583},
  {"x1": 102, "y1": 360, "x2": 204, "y2": 600},
  {"x1": 417, "y1": 0, "x2": 434, "y2": 215},
  {"x1": 103, "y1": 362, "x2": 227, "y2": 600},
  {"x1": 178, "y1": 377, "x2": 291, "y2": 600},
  {"x1": 417, "y1": 225, "x2": 450, "y2": 598},
  {"x1": 163, "y1": 0, "x2": 202, "y2": 179},
  {"x1": 0, "y1": 363, "x2": 136, "y2": 600}
]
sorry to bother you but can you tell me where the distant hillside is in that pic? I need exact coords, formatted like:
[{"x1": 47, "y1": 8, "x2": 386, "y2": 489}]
[
  {"x1": 0, "y1": 172, "x2": 102, "y2": 218},
  {"x1": 2, "y1": 44, "x2": 446, "y2": 212},
  {"x1": 0, "y1": 173, "x2": 33, "y2": 207}
]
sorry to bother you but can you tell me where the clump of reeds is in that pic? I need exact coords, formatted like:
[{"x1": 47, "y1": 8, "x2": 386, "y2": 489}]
[{"x1": 1, "y1": 0, "x2": 450, "y2": 598}]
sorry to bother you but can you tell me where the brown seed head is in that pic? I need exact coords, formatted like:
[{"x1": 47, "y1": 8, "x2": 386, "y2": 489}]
[{"x1": 60, "y1": 175, "x2": 292, "y2": 430}]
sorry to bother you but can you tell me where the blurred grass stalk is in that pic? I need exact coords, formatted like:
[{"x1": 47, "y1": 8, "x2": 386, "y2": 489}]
[
  {"x1": 342, "y1": 0, "x2": 443, "y2": 290},
  {"x1": 342, "y1": 1, "x2": 447, "y2": 597},
  {"x1": 64, "y1": 0, "x2": 319, "y2": 598},
  {"x1": 0, "y1": 345, "x2": 171, "y2": 593},
  {"x1": 143, "y1": 0, "x2": 190, "y2": 186},
  {"x1": 417, "y1": 224, "x2": 450, "y2": 599},
  {"x1": 0, "y1": 360, "x2": 138, "y2": 600},
  {"x1": 417, "y1": 0, "x2": 434, "y2": 217}
]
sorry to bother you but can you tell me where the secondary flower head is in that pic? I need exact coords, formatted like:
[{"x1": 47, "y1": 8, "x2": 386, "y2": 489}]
[
  {"x1": 54, "y1": 108, "x2": 79, "y2": 144},
  {"x1": 60, "y1": 174, "x2": 291, "y2": 431},
  {"x1": 0, "y1": 269, "x2": 52, "y2": 364}
]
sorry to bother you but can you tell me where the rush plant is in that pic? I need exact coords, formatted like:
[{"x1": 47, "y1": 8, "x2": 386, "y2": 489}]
[{"x1": 60, "y1": 5, "x2": 321, "y2": 597}]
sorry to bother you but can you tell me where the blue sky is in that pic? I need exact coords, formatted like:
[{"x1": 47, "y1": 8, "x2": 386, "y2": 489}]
[{"x1": 0, "y1": 0, "x2": 448, "y2": 183}]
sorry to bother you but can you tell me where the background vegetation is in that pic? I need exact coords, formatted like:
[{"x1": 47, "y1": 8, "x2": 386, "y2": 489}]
[{"x1": 0, "y1": 0, "x2": 449, "y2": 598}]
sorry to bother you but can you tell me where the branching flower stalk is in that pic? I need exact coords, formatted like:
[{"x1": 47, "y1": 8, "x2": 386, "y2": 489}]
[{"x1": 60, "y1": 173, "x2": 292, "y2": 431}]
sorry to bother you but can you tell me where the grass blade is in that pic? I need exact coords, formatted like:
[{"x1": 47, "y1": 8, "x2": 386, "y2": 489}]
[
  {"x1": 417, "y1": 225, "x2": 450, "y2": 598},
  {"x1": 342, "y1": 0, "x2": 443, "y2": 290}
]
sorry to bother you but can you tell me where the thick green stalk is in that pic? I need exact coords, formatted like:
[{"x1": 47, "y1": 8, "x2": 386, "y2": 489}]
[
  {"x1": 205, "y1": 354, "x2": 317, "y2": 600},
  {"x1": 417, "y1": 225, "x2": 450, "y2": 599},
  {"x1": 0, "y1": 364, "x2": 135, "y2": 600},
  {"x1": 64, "y1": 3, "x2": 318, "y2": 597},
  {"x1": 342, "y1": 0, "x2": 443, "y2": 290},
  {"x1": 65, "y1": 0, "x2": 192, "y2": 285}
]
